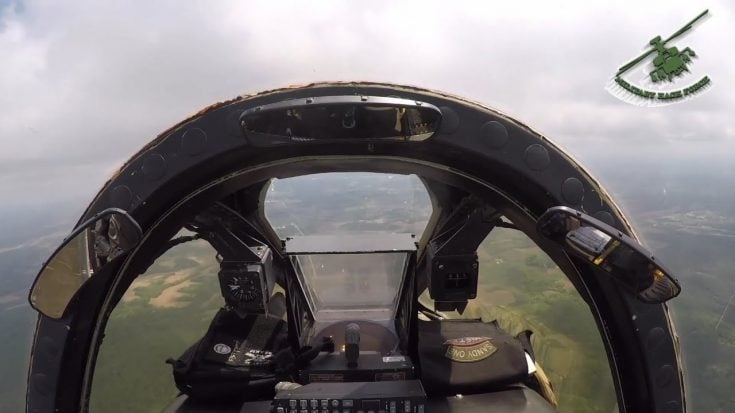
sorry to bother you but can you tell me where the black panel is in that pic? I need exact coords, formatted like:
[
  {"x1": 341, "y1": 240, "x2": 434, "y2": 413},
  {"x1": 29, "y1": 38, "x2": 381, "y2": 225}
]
[{"x1": 163, "y1": 386, "x2": 556, "y2": 413}]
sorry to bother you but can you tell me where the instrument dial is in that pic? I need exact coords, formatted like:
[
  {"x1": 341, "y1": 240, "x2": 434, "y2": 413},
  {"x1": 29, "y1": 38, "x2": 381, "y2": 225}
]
[{"x1": 226, "y1": 274, "x2": 260, "y2": 302}]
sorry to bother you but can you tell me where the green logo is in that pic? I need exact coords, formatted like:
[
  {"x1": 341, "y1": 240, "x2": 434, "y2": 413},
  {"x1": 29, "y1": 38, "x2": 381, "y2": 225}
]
[{"x1": 608, "y1": 10, "x2": 712, "y2": 106}]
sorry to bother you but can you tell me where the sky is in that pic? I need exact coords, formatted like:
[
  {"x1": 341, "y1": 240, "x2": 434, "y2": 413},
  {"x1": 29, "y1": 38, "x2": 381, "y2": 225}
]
[{"x1": 0, "y1": 0, "x2": 734, "y2": 216}]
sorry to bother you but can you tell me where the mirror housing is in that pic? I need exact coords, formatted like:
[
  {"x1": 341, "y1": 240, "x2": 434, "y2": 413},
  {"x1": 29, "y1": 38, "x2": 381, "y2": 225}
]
[
  {"x1": 240, "y1": 95, "x2": 442, "y2": 146},
  {"x1": 537, "y1": 206, "x2": 681, "y2": 304},
  {"x1": 28, "y1": 208, "x2": 142, "y2": 319}
]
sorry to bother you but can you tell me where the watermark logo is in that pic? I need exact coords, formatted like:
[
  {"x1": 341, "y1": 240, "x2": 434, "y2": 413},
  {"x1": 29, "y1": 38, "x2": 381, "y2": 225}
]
[{"x1": 607, "y1": 10, "x2": 712, "y2": 106}]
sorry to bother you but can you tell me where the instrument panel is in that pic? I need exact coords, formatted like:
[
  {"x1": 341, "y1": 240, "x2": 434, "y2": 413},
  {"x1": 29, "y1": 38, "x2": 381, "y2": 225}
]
[{"x1": 272, "y1": 381, "x2": 427, "y2": 413}]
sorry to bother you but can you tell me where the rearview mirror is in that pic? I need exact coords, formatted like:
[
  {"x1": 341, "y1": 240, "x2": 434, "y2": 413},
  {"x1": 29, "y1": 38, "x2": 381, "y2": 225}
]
[
  {"x1": 29, "y1": 208, "x2": 142, "y2": 319},
  {"x1": 536, "y1": 206, "x2": 681, "y2": 304},
  {"x1": 240, "y1": 95, "x2": 442, "y2": 146}
]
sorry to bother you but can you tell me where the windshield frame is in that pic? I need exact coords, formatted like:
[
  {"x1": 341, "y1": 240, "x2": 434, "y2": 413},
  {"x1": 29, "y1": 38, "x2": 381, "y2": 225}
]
[{"x1": 27, "y1": 83, "x2": 684, "y2": 413}]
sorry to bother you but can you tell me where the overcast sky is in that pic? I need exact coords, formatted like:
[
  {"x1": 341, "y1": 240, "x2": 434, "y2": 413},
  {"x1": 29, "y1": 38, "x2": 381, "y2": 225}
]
[{"x1": 1, "y1": 0, "x2": 734, "y2": 216}]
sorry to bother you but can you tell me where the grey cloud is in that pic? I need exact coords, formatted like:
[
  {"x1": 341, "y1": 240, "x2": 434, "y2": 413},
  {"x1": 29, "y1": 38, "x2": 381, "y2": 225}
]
[{"x1": 0, "y1": 0, "x2": 733, "y2": 212}]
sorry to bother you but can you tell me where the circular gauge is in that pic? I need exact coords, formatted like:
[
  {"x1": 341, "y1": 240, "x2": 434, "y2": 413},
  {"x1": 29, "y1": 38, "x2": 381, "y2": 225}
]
[{"x1": 225, "y1": 274, "x2": 260, "y2": 302}]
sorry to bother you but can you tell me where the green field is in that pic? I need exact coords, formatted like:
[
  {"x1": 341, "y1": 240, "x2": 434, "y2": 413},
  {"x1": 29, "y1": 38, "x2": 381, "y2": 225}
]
[
  {"x1": 90, "y1": 227, "x2": 616, "y2": 413},
  {"x1": 470, "y1": 228, "x2": 617, "y2": 413},
  {"x1": 90, "y1": 238, "x2": 224, "y2": 413}
]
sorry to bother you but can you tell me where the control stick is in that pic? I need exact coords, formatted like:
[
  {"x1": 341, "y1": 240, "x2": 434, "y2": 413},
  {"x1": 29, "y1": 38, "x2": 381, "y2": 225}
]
[{"x1": 345, "y1": 323, "x2": 361, "y2": 367}]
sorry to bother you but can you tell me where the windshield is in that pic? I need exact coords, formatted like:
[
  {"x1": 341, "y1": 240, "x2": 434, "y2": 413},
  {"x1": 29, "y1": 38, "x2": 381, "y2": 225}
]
[
  {"x1": 85, "y1": 172, "x2": 618, "y2": 412},
  {"x1": 293, "y1": 252, "x2": 408, "y2": 321},
  {"x1": 265, "y1": 172, "x2": 432, "y2": 238}
]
